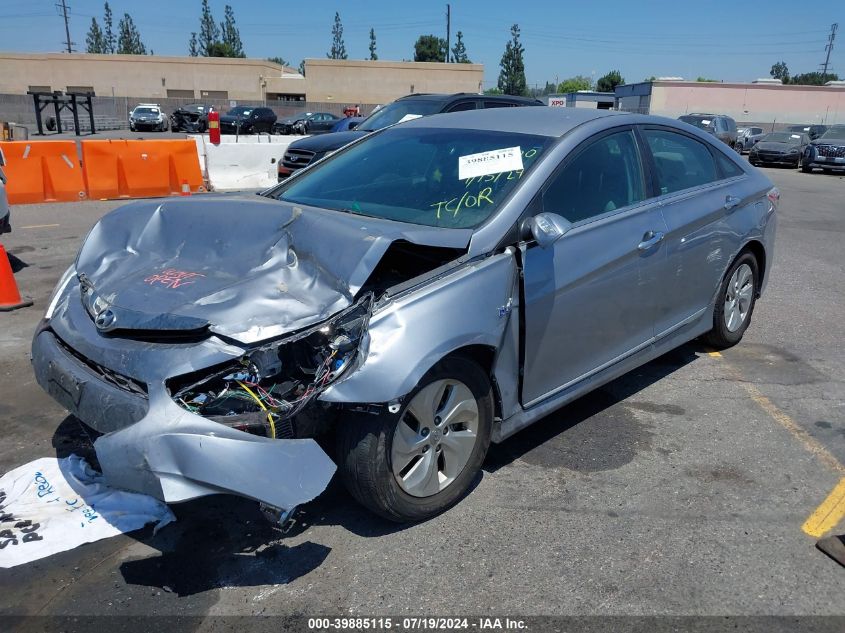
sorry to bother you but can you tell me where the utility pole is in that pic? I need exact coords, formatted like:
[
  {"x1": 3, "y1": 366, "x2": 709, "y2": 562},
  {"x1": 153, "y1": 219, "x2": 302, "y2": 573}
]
[
  {"x1": 446, "y1": 4, "x2": 451, "y2": 63},
  {"x1": 820, "y1": 22, "x2": 838, "y2": 81},
  {"x1": 57, "y1": 0, "x2": 74, "y2": 53}
]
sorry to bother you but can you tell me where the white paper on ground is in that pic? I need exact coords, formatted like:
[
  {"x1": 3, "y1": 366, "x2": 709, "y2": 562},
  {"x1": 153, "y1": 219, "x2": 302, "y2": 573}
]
[
  {"x1": 458, "y1": 147, "x2": 523, "y2": 180},
  {"x1": 0, "y1": 455, "x2": 175, "y2": 568}
]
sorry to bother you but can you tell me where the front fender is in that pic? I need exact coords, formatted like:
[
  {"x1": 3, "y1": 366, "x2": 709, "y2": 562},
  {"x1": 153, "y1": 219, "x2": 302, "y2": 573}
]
[{"x1": 320, "y1": 250, "x2": 518, "y2": 404}]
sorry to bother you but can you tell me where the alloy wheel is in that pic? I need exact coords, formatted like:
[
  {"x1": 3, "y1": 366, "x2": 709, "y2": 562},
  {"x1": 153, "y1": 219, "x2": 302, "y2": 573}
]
[
  {"x1": 390, "y1": 378, "x2": 480, "y2": 498},
  {"x1": 724, "y1": 263, "x2": 754, "y2": 332}
]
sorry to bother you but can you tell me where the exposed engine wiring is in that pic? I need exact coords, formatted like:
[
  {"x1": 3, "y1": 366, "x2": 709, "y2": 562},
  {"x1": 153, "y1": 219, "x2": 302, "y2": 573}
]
[{"x1": 236, "y1": 380, "x2": 276, "y2": 438}]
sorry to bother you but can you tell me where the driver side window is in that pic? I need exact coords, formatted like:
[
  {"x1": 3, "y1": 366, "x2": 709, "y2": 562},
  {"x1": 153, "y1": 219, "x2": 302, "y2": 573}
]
[{"x1": 543, "y1": 130, "x2": 645, "y2": 224}]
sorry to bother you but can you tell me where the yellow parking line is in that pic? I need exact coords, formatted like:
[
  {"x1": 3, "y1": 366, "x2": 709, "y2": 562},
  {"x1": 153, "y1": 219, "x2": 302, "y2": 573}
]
[
  {"x1": 802, "y1": 477, "x2": 845, "y2": 538},
  {"x1": 19, "y1": 223, "x2": 60, "y2": 229},
  {"x1": 707, "y1": 351, "x2": 845, "y2": 537},
  {"x1": 741, "y1": 382, "x2": 845, "y2": 476}
]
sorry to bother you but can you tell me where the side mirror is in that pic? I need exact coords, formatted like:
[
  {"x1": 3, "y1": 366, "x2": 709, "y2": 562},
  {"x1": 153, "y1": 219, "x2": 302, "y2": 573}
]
[
  {"x1": 524, "y1": 213, "x2": 572, "y2": 248},
  {"x1": 349, "y1": 123, "x2": 358, "y2": 130}
]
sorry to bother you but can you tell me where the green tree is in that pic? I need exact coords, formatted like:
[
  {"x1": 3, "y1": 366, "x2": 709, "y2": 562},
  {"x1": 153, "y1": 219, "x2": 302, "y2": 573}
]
[
  {"x1": 369, "y1": 28, "x2": 378, "y2": 60},
  {"x1": 188, "y1": 32, "x2": 199, "y2": 56},
  {"x1": 484, "y1": 87, "x2": 503, "y2": 95},
  {"x1": 267, "y1": 56, "x2": 288, "y2": 66},
  {"x1": 696, "y1": 76, "x2": 719, "y2": 82},
  {"x1": 207, "y1": 41, "x2": 238, "y2": 57},
  {"x1": 220, "y1": 4, "x2": 244, "y2": 57},
  {"x1": 198, "y1": 0, "x2": 220, "y2": 57},
  {"x1": 596, "y1": 70, "x2": 624, "y2": 92},
  {"x1": 790, "y1": 71, "x2": 838, "y2": 85},
  {"x1": 299, "y1": 60, "x2": 306, "y2": 76},
  {"x1": 497, "y1": 24, "x2": 527, "y2": 96},
  {"x1": 103, "y1": 2, "x2": 116, "y2": 53},
  {"x1": 770, "y1": 61, "x2": 790, "y2": 83},
  {"x1": 116, "y1": 13, "x2": 147, "y2": 55},
  {"x1": 451, "y1": 31, "x2": 470, "y2": 63},
  {"x1": 85, "y1": 17, "x2": 106, "y2": 53},
  {"x1": 328, "y1": 12, "x2": 347, "y2": 59},
  {"x1": 414, "y1": 35, "x2": 447, "y2": 62},
  {"x1": 557, "y1": 75, "x2": 592, "y2": 93}
]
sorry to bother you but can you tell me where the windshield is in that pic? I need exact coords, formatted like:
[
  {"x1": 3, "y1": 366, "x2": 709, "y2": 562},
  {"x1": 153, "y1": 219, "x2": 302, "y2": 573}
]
[
  {"x1": 761, "y1": 132, "x2": 802, "y2": 143},
  {"x1": 357, "y1": 100, "x2": 445, "y2": 132},
  {"x1": 226, "y1": 107, "x2": 253, "y2": 117},
  {"x1": 819, "y1": 127, "x2": 845, "y2": 141},
  {"x1": 679, "y1": 115, "x2": 716, "y2": 130},
  {"x1": 269, "y1": 127, "x2": 552, "y2": 229},
  {"x1": 134, "y1": 107, "x2": 159, "y2": 115}
]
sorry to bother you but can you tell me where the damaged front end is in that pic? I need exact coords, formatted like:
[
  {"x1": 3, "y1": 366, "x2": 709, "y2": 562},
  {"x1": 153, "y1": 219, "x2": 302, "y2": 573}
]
[
  {"x1": 33, "y1": 294, "x2": 373, "y2": 523},
  {"x1": 32, "y1": 196, "x2": 472, "y2": 521},
  {"x1": 169, "y1": 294, "x2": 372, "y2": 440}
]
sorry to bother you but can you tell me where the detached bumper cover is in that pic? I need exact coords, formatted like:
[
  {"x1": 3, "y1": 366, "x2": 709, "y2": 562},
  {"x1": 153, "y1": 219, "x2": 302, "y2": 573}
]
[{"x1": 32, "y1": 329, "x2": 336, "y2": 510}]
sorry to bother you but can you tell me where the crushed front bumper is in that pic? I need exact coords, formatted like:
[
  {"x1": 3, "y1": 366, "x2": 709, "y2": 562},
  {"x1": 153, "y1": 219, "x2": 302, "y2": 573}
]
[{"x1": 32, "y1": 329, "x2": 336, "y2": 511}]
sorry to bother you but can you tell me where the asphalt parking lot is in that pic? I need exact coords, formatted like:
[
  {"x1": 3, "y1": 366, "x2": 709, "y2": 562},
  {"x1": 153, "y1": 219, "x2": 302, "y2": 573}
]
[{"x1": 0, "y1": 166, "x2": 843, "y2": 629}]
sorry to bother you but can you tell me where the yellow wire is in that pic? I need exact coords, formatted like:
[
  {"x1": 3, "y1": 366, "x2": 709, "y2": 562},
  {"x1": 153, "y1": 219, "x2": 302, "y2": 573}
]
[{"x1": 236, "y1": 380, "x2": 276, "y2": 439}]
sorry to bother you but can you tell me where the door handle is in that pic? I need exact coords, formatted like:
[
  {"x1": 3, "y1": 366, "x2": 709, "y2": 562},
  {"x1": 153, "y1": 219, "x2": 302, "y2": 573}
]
[
  {"x1": 637, "y1": 230, "x2": 665, "y2": 251},
  {"x1": 724, "y1": 195, "x2": 741, "y2": 211}
]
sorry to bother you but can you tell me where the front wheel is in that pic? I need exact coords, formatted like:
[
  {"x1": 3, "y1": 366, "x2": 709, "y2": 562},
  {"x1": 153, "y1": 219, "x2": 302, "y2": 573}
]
[
  {"x1": 336, "y1": 357, "x2": 493, "y2": 522},
  {"x1": 701, "y1": 252, "x2": 759, "y2": 349}
]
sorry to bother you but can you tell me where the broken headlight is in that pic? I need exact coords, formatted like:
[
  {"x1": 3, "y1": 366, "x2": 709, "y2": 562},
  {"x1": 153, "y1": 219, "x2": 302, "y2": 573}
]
[{"x1": 169, "y1": 294, "x2": 372, "y2": 439}]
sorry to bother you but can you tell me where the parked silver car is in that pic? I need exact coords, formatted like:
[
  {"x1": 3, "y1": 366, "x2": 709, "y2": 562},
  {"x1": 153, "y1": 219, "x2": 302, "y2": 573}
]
[
  {"x1": 0, "y1": 149, "x2": 9, "y2": 234},
  {"x1": 32, "y1": 108, "x2": 778, "y2": 523},
  {"x1": 736, "y1": 126, "x2": 766, "y2": 152}
]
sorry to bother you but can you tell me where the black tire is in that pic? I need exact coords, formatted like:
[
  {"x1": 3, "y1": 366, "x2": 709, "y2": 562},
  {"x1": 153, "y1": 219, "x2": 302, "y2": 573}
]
[
  {"x1": 336, "y1": 356, "x2": 493, "y2": 522},
  {"x1": 701, "y1": 251, "x2": 759, "y2": 350},
  {"x1": 802, "y1": 164, "x2": 812, "y2": 173}
]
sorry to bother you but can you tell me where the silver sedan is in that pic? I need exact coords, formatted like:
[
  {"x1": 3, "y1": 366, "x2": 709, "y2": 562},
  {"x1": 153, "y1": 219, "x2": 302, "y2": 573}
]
[{"x1": 33, "y1": 108, "x2": 778, "y2": 523}]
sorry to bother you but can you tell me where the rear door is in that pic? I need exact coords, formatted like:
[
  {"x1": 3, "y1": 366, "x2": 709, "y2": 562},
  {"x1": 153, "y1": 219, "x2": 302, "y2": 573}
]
[
  {"x1": 639, "y1": 126, "x2": 747, "y2": 336},
  {"x1": 520, "y1": 127, "x2": 668, "y2": 405}
]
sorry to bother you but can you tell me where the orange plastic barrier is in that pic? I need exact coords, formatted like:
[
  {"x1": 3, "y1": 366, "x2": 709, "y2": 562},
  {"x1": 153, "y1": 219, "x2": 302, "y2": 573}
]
[
  {"x1": 0, "y1": 141, "x2": 87, "y2": 204},
  {"x1": 81, "y1": 139, "x2": 204, "y2": 200}
]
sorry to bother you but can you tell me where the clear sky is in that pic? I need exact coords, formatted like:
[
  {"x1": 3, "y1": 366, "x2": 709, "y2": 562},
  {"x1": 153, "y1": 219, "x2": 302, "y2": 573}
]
[{"x1": 2, "y1": 0, "x2": 842, "y2": 89}]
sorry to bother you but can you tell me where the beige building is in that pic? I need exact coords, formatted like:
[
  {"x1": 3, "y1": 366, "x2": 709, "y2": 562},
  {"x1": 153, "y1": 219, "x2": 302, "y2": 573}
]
[
  {"x1": 0, "y1": 52, "x2": 484, "y2": 104},
  {"x1": 616, "y1": 80, "x2": 845, "y2": 125}
]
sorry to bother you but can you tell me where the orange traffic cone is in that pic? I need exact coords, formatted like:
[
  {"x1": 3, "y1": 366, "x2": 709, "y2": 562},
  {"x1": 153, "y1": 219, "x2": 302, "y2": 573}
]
[{"x1": 0, "y1": 243, "x2": 34, "y2": 311}]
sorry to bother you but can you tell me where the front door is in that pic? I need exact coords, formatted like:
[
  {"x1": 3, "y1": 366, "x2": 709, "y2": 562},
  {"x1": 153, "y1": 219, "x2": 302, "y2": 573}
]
[{"x1": 521, "y1": 128, "x2": 667, "y2": 405}]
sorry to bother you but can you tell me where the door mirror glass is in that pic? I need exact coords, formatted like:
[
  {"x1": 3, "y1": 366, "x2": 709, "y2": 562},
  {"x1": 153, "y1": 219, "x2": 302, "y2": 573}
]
[{"x1": 526, "y1": 213, "x2": 572, "y2": 248}]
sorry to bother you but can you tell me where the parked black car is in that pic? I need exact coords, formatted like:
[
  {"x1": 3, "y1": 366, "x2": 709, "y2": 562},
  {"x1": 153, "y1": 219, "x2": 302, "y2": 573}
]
[
  {"x1": 296, "y1": 112, "x2": 342, "y2": 134},
  {"x1": 273, "y1": 112, "x2": 340, "y2": 135},
  {"x1": 802, "y1": 125, "x2": 845, "y2": 173},
  {"x1": 278, "y1": 93, "x2": 545, "y2": 180},
  {"x1": 219, "y1": 106, "x2": 277, "y2": 134},
  {"x1": 787, "y1": 124, "x2": 828, "y2": 141},
  {"x1": 749, "y1": 132, "x2": 810, "y2": 168},
  {"x1": 170, "y1": 103, "x2": 214, "y2": 133},
  {"x1": 273, "y1": 112, "x2": 314, "y2": 135}
]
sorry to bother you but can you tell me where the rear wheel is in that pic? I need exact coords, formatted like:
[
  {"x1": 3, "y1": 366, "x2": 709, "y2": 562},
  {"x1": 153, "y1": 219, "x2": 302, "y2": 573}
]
[
  {"x1": 701, "y1": 252, "x2": 759, "y2": 350},
  {"x1": 336, "y1": 357, "x2": 493, "y2": 522},
  {"x1": 802, "y1": 164, "x2": 813, "y2": 173}
]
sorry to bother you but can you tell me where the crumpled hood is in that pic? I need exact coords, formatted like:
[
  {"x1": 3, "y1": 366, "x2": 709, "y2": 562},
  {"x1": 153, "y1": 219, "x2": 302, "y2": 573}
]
[{"x1": 74, "y1": 196, "x2": 471, "y2": 344}]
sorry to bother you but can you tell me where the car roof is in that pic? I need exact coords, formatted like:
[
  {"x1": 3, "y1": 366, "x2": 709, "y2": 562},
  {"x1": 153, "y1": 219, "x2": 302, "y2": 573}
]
[{"x1": 403, "y1": 106, "x2": 628, "y2": 137}]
